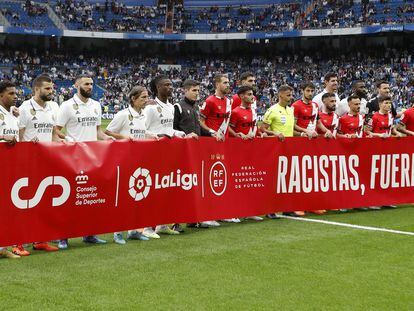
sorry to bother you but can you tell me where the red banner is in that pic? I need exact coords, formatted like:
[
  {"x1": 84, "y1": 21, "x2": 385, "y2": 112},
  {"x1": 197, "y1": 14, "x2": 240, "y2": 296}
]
[{"x1": 1, "y1": 136, "x2": 413, "y2": 245}]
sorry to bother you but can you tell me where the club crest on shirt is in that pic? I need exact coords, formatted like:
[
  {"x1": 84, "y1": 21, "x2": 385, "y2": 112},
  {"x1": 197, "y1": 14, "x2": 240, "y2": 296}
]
[
  {"x1": 30, "y1": 109, "x2": 38, "y2": 120},
  {"x1": 94, "y1": 108, "x2": 98, "y2": 115},
  {"x1": 73, "y1": 103, "x2": 80, "y2": 114},
  {"x1": 0, "y1": 113, "x2": 3, "y2": 121},
  {"x1": 128, "y1": 114, "x2": 133, "y2": 122},
  {"x1": 157, "y1": 107, "x2": 162, "y2": 114},
  {"x1": 218, "y1": 106, "x2": 222, "y2": 110}
]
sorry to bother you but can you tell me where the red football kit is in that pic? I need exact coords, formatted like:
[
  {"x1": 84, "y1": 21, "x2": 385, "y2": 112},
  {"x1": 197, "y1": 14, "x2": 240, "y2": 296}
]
[
  {"x1": 292, "y1": 99, "x2": 319, "y2": 131},
  {"x1": 317, "y1": 111, "x2": 339, "y2": 135},
  {"x1": 368, "y1": 112, "x2": 394, "y2": 135},
  {"x1": 400, "y1": 107, "x2": 414, "y2": 132},
  {"x1": 229, "y1": 106, "x2": 258, "y2": 136},
  {"x1": 338, "y1": 113, "x2": 364, "y2": 137},
  {"x1": 200, "y1": 95, "x2": 232, "y2": 136}
]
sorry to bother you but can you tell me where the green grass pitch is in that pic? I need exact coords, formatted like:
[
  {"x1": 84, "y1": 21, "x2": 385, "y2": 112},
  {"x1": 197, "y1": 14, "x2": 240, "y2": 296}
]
[{"x1": 0, "y1": 207, "x2": 413, "y2": 310}]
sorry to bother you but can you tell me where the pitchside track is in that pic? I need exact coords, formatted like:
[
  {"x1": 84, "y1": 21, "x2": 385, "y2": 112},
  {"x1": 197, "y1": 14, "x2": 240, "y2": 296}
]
[{"x1": 0, "y1": 206, "x2": 412, "y2": 310}]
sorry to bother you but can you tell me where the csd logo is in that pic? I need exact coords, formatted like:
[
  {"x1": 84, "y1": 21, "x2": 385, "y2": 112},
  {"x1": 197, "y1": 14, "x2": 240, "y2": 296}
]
[{"x1": 11, "y1": 176, "x2": 71, "y2": 209}]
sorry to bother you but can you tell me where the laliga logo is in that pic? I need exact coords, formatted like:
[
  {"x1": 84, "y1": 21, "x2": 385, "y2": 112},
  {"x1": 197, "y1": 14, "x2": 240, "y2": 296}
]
[
  {"x1": 209, "y1": 161, "x2": 227, "y2": 196},
  {"x1": 128, "y1": 167, "x2": 198, "y2": 201},
  {"x1": 11, "y1": 176, "x2": 71, "y2": 209},
  {"x1": 129, "y1": 168, "x2": 152, "y2": 201}
]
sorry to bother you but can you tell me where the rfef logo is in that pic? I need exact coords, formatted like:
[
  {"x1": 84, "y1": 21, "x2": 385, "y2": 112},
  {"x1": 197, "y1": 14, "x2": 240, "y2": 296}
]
[
  {"x1": 209, "y1": 161, "x2": 227, "y2": 196},
  {"x1": 11, "y1": 176, "x2": 71, "y2": 209}
]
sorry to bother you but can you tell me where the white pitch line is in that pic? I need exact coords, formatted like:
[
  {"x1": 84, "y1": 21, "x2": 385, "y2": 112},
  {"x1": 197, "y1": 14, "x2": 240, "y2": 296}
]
[{"x1": 278, "y1": 215, "x2": 414, "y2": 236}]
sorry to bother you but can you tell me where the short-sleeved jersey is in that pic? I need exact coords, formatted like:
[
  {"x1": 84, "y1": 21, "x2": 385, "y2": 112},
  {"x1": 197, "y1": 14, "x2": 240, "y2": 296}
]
[
  {"x1": 338, "y1": 113, "x2": 364, "y2": 137},
  {"x1": 292, "y1": 99, "x2": 319, "y2": 131},
  {"x1": 313, "y1": 89, "x2": 341, "y2": 113},
  {"x1": 19, "y1": 98, "x2": 59, "y2": 142},
  {"x1": 200, "y1": 95, "x2": 231, "y2": 136},
  {"x1": 367, "y1": 112, "x2": 393, "y2": 135},
  {"x1": 106, "y1": 107, "x2": 147, "y2": 139},
  {"x1": 144, "y1": 97, "x2": 185, "y2": 137},
  {"x1": 0, "y1": 105, "x2": 19, "y2": 142},
  {"x1": 400, "y1": 107, "x2": 414, "y2": 132},
  {"x1": 317, "y1": 111, "x2": 339, "y2": 135},
  {"x1": 56, "y1": 94, "x2": 101, "y2": 142},
  {"x1": 229, "y1": 106, "x2": 257, "y2": 136},
  {"x1": 262, "y1": 103, "x2": 294, "y2": 137}
]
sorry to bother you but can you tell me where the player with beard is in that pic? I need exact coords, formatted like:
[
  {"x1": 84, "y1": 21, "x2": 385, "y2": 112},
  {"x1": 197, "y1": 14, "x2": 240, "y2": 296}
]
[
  {"x1": 292, "y1": 82, "x2": 319, "y2": 139},
  {"x1": 337, "y1": 95, "x2": 364, "y2": 138},
  {"x1": 229, "y1": 85, "x2": 265, "y2": 221},
  {"x1": 367, "y1": 80, "x2": 399, "y2": 118},
  {"x1": 201, "y1": 73, "x2": 240, "y2": 223},
  {"x1": 12, "y1": 75, "x2": 61, "y2": 256},
  {"x1": 143, "y1": 75, "x2": 197, "y2": 237},
  {"x1": 231, "y1": 72, "x2": 257, "y2": 110},
  {"x1": 200, "y1": 74, "x2": 232, "y2": 142},
  {"x1": 312, "y1": 72, "x2": 341, "y2": 115},
  {"x1": 338, "y1": 81, "x2": 369, "y2": 117},
  {"x1": 55, "y1": 74, "x2": 113, "y2": 249},
  {"x1": 317, "y1": 93, "x2": 338, "y2": 138},
  {"x1": 0, "y1": 81, "x2": 20, "y2": 259}
]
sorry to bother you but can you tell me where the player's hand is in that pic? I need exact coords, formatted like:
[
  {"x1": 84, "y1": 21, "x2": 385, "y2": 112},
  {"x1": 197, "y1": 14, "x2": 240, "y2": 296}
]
[
  {"x1": 260, "y1": 132, "x2": 268, "y2": 138},
  {"x1": 324, "y1": 130, "x2": 334, "y2": 139},
  {"x1": 350, "y1": 134, "x2": 358, "y2": 139},
  {"x1": 240, "y1": 133, "x2": 250, "y2": 140},
  {"x1": 185, "y1": 132, "x2": 199, "y2": 140},
  {"x1": 31, "y1": 137, "x2": 39, "y2": 144},
  {"x1": 306, "y1": 130, "x2": 318, "y2": 139},
  {"x1": 381, "y1": 133, "x2": 390, "y2": 139},
  {"x1": 276, "y1": 132, "x2": 285, "y2": 141},
  {"x1": 214, "y1": 132, "x2": 225, "y2": 142},
  {"x1": 3, "y1": 135, "x2": 17, "y2": 146},
  {"x1": 64, "y1": 136, "x2": 75, "y2": 142}
]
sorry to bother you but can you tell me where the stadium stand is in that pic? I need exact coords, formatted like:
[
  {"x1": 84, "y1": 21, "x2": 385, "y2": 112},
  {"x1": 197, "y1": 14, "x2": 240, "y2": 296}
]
[
  {"x1": 302, "y1": 0, "x2": 414, "y2": 29},
  {"x1": 0, "y1": 46, "x2": 412, "y2": 115},
  {"x1": 0, "y1": 0, "x2": 55, "y2": 30},
  {"x1": 1, "y1": 0, "x2": 414, "y2": 33}
]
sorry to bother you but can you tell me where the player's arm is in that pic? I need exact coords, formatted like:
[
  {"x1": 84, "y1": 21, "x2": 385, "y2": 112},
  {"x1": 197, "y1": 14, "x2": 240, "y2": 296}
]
[
  {"x1": 317, "y1": 119, "x2": 334, "y2": 138},
  {"x1": 391, "y1": 125, "x2": 404, "y2": 137},
  {"x1": 18, "y1": 128, "x2": 25, "y2": 142},
  {"x1": 52, "y1": 127, "x2": 64, "y2": 142},
  {"x1": 396, "y1": 122, "x2": 414, "y2": 136},
  {"x1": 104, "y1": 130, "x2": 129, "y2": 140},
  {"x1": 97, "y1": 125, "x2": 113, "y2": 140},
  {"x1": 54, "y1": 125, "x2": 70, "y2": 140},
  {"x1": 105, "y1": 112, "x2": 131, "y2": 140},
  {"x1": 0, "y1": 134, "x2": 17, "y2": 145},
  {"x1": 173, "y1": 104, "x2": 182, "y2": 131}
]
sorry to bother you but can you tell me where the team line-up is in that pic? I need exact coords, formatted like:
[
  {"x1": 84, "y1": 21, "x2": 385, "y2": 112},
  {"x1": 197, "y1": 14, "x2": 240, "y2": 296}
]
[{"x1": 0, "y1": 71, "x2": 411, "y2": 258}]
